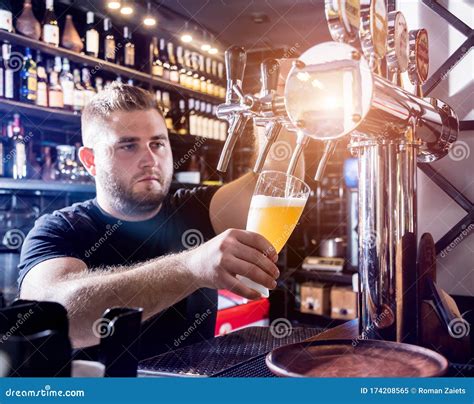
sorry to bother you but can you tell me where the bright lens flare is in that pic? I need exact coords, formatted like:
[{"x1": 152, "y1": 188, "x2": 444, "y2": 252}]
[
  {"x1": 323, "y1": 96, "x2": 339, "y2": 109},
  {"x1": 296, "y1": 72, "x2": 310, "y2": 82},
  {"x1": 311, "y1": 79, "x2": 324, "y2": 89},
  {"x1": 120, "y1": 6, "x2": 133, "y2": 15},
  {"x1": 201, "y1": 44, "x2": 211, "y2": 51},
  {"x1": 143, "y1": 17, "x2": 156, "y2": 26},
  {"x1": 181, "y1": 34, "x2": 193, "y2": 43},
  {"x1": 108, "y1": 1, "x2": 121, "y2": 9}
]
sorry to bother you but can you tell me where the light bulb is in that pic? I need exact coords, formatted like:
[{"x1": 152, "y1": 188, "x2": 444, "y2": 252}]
[
  {"x1": 107, "y1": 0, "x2": 121, "y2": 9},
  {"x1": 181, "y1": 34, "x2": 193, "y2": 43},
  {"x1": 144, "y1": 16, "x2": 156, "y2": 26},
  {"x1": 201, "y1": 44, "x2": 211, "y2": 51}
]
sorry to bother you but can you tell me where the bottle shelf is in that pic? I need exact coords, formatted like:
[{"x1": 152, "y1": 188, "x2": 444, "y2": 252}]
[
  {"x1": 0, "y1": 98, "x2": 81, "y2": 130},
  {"x1": 0, "y1": 178, "x2": 215, "y2": 194},
  {"x1": 0, "y1": 178, "x2": 95, "y2": 194},
  {"x1": 0, "y1": 98, "x2": 225, "y2": 148},
  {"x1": 0, "y1": 30, "x2": 224, "y2": 104}
]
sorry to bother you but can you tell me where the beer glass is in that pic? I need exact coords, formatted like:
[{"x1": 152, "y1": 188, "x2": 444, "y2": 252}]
[{"x1": 238, "y1": 170, "x2": 310, "y2": 297}]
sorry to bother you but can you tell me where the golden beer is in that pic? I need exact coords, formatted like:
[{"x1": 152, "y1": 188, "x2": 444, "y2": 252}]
[
  {"x1": 246, "y1": 195, "x2": 306, "y2": 253},
  {"x1": 238, "y1": 171, "x2": 310, "y2": 297}
]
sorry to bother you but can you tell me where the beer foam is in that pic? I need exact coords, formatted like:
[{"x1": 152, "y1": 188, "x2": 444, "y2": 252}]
[{"x1": 250, "y1": 194, "x2": 307, "y2": 208}]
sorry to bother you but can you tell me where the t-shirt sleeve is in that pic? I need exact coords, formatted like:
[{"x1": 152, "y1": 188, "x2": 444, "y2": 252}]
[
  {"x1": 17, "y1": 213, "x2": 83, "y2": 290},
  {"x1": 170, "y1": 185, "x2": 221, "y2": 241}
]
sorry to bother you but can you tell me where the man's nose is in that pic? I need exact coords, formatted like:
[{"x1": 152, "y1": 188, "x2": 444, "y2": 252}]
[{"x1": 138, "y1": 145, "x2": 159, "y2": 168}]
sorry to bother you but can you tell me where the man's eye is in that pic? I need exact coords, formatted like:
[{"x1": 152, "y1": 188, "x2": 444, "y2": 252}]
[
  {"x1": 119, "y1": 144, "x2": 136, "y2": 151},
  {"x1": 151, "y1": 141, "x2": 166, "y2": 149}
]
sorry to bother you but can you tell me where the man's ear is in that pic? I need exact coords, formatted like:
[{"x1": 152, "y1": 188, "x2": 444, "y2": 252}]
[{"x1": 78, "y1": 146, "x2": 96, "y2": 176}]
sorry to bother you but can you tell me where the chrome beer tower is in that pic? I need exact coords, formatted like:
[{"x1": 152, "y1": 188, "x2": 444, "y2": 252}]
[{"x1": 215, "y1": 0, "x2": 459, "y2": 343}]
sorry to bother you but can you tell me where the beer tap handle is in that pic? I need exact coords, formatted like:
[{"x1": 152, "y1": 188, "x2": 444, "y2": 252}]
[
  {"x1": 217, "y1": 114, "x2": 250, "y2": 173},
  {"x1": 225, "y1": 46, "x2": 247, "y2": 104},
  {"x1": 253, "y1": 121, "x2": 282, "y2": 173},
  {"x1": 314, "y1": 140, "x2": 338, "y2": 182},
  {"x1": 287, "y1": 131, "x2": 309, "y2": 177},
  {"x1": 261, "y1": 58, "x2": 280, "y2": 97}
]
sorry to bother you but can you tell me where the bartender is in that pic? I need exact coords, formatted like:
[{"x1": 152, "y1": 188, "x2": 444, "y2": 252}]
[{"x1": 17, "y1": 83, "x2": 303, "y2": 359}]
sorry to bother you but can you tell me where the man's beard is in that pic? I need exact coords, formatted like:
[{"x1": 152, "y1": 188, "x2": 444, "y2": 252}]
[{"x1": 97, "y1": 169, "x2": 172, "y2": 216}]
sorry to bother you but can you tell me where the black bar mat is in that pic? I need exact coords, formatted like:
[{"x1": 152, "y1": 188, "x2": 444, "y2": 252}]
[{"x1": 138, "y1": 326, "x2": 324, "y2": 377}]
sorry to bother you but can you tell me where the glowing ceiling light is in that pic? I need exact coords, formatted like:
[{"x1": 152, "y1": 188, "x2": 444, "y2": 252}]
[
  {"x1": 120, "y1": 0, "x2": 134, "y2": 15},
  {"x1": 208, "y1": 47, "x2": 218, "y2": 54},
  {"x1": 107, "y1": 0, "x2": 121, "y2": 10},
  {"x1": 143, "y1": 1, "x2": 157, "y2": 27},
  {"x1": 201, "y1": 44, "x2": 211, "y2": 51}
]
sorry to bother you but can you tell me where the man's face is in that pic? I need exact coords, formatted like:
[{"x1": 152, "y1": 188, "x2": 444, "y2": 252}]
[{"x1": 92, "y1": 109, "x2": 173, "y2": 216}]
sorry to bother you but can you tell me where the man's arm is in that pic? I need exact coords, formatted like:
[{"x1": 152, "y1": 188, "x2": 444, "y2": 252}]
[
  {"x1": 20, "y1": 229, "x2": 279, "y2": 348},
  {"x1": 210, "y1": 126, "x2": 305, "y2": 234}
]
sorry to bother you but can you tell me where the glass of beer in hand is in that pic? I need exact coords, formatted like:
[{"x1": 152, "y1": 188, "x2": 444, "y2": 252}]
[{"x1": 239, "y1": 170, "x2": 310, "y2": 297}]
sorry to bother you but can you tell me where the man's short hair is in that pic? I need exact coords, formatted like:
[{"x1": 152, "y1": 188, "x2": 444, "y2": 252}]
[{"x1": 81, "y1": 82, "x2": 164, "y2": 147}]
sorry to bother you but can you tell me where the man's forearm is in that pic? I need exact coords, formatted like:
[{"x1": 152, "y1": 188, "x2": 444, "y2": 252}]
[{"x1": 53, "y1": 252, "x2": 197, "y2": 348}]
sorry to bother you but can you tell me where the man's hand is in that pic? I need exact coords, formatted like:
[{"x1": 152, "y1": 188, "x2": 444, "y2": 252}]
[{"x1": 184, "y1": 228, "x2": 280, "y2": 300}]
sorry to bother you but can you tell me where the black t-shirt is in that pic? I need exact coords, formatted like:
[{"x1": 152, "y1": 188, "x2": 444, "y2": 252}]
[{"x1": 18, "y1": 186, "x2": 220, "y2": 360}]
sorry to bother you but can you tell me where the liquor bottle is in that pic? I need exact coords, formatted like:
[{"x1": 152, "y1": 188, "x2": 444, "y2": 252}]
[
  {"x1": 60, "y1": 58, "x2": 74, "y2": 110},
  {"x1": 159, "y1": 38, "x2": 170, "y2": 80},
  {"x1": 0, "y1": 48, "x2": 4, "y2": 98},
  {"x1": 191, "y1": 53, "x2": 201, "y2": 92},
  {"x1": 85, "y1": 12, "x2": 99, "y2": 58},
  {"x1": 123, "y1": 26, "x2": 135, "y2": 67},
  {"x1": 184, "y1": 50, "x2": 195, "y2": 89},
  {"x1": 201, "y1": 102, "x2": 208, "y2": 137},
  {"x1": 211, "y1": 59, "x2": 219, "y2": 97},
  {"x1": 61, "y1": 15, "x2": 83, "y2": 53},
  {"x1": 15, "y1": 0, "x2": 41, "y2": 40},
  {"x1": 0, "y1": 0, "x2": 13, "y2": 33},
  {"x1": 188, "y1": 98, "x2": 197, "y2": 136},
  {"x1": 173, "y1": 99, "x2": 188, "y2": 135},
  {"x1": 82, "y1": 67, "x2": 95, "y2": 105},
  {"x1": 42, "y1": 0, "x2": 59, "y2": 47},
  {"x1": 150, "y1": 37, "x2": 163, "y2": 77},
  {"x1": 72, "y1": 68, "x2": 84, "y2": 112},
  {"x1": 217, "y1": 62, "x2": 226, "y2": 98},
  {"x1": 48, "y1": 66, "x2": 63, "y2": 109},
  {"x1": 194, "y1": 99, "x2": 202, "y2": 137},
  {"x1": 212, "y1": 105, "x2": 220, "y2": 140},
  {"x1": 176, "y1": 46, "x2": 187, "y2": 85},
  {"x1": 102, "y1": 18, "x2": 116, "y2": 62},
  {"x1": 205, "y1": 103, "x2": 213, "y2": 138},
  {"x1": 161, "y1": 91, "x2": 173, "y2": 131},
  {"x1": 2, "y1": 42, "x2": 14, "y2": 99},
  {"x1": 20, "y1": 48, "x2": 37, "y2": 103},
  {"x1": 35, "y1": 52, "x2": 48, "y2": 107},
  {"x1": 41, "y1": 146, "x2": 56, "y2": 181},
  {"x1": 154, "y1": 89, "x2": 161, "y2": 110},
  {"x1": 167, "y1": 42, "x2": 179, "y2": 83},
  {"x1": 219, "y1": 116, "x2": 227, "y2": 141},
  {"x1": 11, "y1": 114, "x2": 27, "y2": 180},
  {"x1": 95, "y1": 77, "x2": 104, "y2": 92},
  {"x1": 199, "y1": 55, "x2": 207, "y2": 94},
  {"x1": 205, "y1": 57, "x2": 214, "y2": 96}
]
